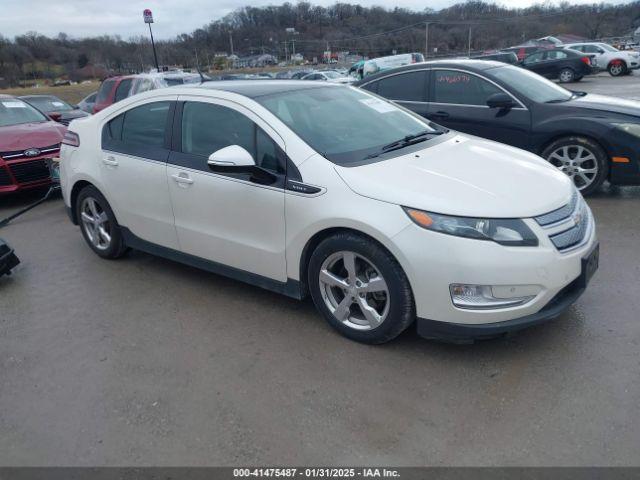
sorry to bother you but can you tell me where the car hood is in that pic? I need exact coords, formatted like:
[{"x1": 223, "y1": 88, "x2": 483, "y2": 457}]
[
  {"x1": 567, "y1": 93, "x2": 640, "y2": 117},
  {"x1": 0, "y1": 121, "x2": 65, "y2": 153},
  {"x1": 334, "y1": 134, "x2": 573, "y2": 218}
]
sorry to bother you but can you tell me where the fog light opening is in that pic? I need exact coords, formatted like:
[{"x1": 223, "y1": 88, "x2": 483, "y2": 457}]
[{"x1": 449, "y1": 284, "x2": 536, "y2": 310}]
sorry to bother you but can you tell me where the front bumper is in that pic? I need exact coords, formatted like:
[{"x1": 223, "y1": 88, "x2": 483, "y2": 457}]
[
  {"x1": 417, "y1": 257, "x2": 591, "y2": 343},
  {"x1": 0, "y1": 157, "x2": 54, "y2": 195},
  {"x1": 390, "y1": 203, "x2": 598, "y2": 340}
]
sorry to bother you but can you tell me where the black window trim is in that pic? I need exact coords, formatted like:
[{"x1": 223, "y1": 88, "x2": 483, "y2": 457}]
[{"x1": 428, "y1": 67, "x2": 528, "y2": 110}]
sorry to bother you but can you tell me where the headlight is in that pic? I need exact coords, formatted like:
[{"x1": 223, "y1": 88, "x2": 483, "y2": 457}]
[
  {"x1": 614, "y1": 123, "x2": 640, "y2": 138},
  {"x1": 403, "y1": 207, "x2": 538, "y2": 246}
]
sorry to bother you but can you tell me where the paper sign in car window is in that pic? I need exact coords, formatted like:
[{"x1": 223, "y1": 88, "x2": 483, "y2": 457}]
[
  {"x1": 2, "y1": 101, "x2": 27, "y2": 108},
  {"x1": 359, "y1": 98, "x2": 397, "y2": 113},
  {"x1": 52, "y1": 101, "x2": 65, "y2": 107}
]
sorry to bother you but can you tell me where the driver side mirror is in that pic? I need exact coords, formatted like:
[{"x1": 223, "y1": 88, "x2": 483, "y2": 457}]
[{"x1": 486, "y1": 92, "x2": 516, "y2": 110}]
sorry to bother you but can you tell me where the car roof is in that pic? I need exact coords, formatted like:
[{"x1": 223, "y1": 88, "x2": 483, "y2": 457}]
[
  {"x1": 354, "y1": 59, "x2": 508, "y2": 83},
  {"x1": 183, "y1": 80, "x2": 338, "y2": 98}
]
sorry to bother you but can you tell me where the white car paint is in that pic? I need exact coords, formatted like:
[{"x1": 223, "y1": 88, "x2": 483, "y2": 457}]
[
  {"x1": 60, "y1": 81, "x2": 597, "y2": 342},
  {"x1": 565, "y1": 42, "x2": 640, "y2": 71}
]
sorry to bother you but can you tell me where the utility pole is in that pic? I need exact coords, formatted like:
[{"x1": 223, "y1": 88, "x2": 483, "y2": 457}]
[
  {"x1": 468, "y1": 26, "x2": 472, "y2": 57},
  {"x1": 229, "y1": 31, "x2": 234, "y2": 56},
  {"x1": 425, "y1": 22, "x2": 429, "y2": 59}
]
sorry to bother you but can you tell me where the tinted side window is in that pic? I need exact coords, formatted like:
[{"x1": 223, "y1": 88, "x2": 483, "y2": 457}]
[
  {"x1": 181, "y1": 102, "x2": 285, "y2": 174},
  {"x1": 360, "y1": 81, "x2": 379, "y2": 94},
  {"x1": 433, "y1": 70, "x2": 501, "y2": 106},
  {"x1": 114, "y1": 78, "x2": 133, "y2": 102},
  {"x1": 523, "y1": 52, "x2": 544, "y2": 64},
  {"x1": 96, "y1": 79, "x2": 115, "y2": 103},
  {"x1": 376, "y1": 71, "x2": 426, "y2": 102},
  {"x1": 545, "y1": 51, "x2": 567, "y2": 60},
  {"x1": 121, "y1": 102, "x2": 171, "y2": 147}
]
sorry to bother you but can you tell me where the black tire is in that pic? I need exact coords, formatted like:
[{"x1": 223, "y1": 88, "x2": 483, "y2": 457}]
[
  {"x1": 608, "y1": 61, "x2": 627, "y2": 77},
  {"x1": 541, "y1": 136, "x2": 608, "y2": 196},
  {"x1": 558, "y1": 68, "x2": 575, "y2": 83},
  {"x1": 307, "y1": 232, "x2": 415, "y2": 344},
  {"x1": 75, "y1": 185, "x2": 127, "y2": 259}
]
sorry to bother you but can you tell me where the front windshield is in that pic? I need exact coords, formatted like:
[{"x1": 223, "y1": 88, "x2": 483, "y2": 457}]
[
  {"x1": 491, "y1": 65, "x2": 573, "y2": 103},
  {"x1": 258, "y1": 86, "x2": 435, "y2": 165},
  {"x1": 23, "y1": 96, "x2": 73, "y2": 113},
  {"x1": 0, "y1": 98, "x2": 49, "y2": 127}
]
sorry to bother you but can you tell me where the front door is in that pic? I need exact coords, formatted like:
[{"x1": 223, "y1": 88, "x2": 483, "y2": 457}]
[
  {"x1": 425, "y1": 69, "x2": 531, "y2": 150},
  {"x1": 166, "y1": 98, "x2": 287, "y2": 282}
]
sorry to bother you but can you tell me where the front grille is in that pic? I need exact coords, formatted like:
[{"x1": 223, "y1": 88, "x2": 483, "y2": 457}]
[
  {"x1": 548, "y1": 201, "x2": 590, "y2": 251},
  {"x1": 534, "y1": 190, "x2": 591, "y2": 253},
  {"x1": 0, "y1": 143, "x2": 60, "y2": 161},
  {"x1": 0, "y1": 167, "x2": 12, "y2": 186},
  {"x1": 9, "y1": 160, "x2": 51, "y2": 184},
  {"x1": 534, "y1": 190, "x2": 578, "y2": 227}
]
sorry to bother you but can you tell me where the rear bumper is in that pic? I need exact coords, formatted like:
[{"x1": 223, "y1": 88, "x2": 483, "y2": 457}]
[{"x1": 417, "y1": 273, "x2": 586, "y2": 343}]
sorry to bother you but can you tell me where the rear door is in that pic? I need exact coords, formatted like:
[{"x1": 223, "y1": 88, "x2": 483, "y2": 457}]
[
  {"x1": 522, "y1": 52, "x2": 548, "y2": 76},
  {"x1": 100, "y1": 96, "x2": 179, "y2": 249},
  {"x1": 360, "y1": 69, "x2": 429, "y2": 117},
  {"x1": 425, "y1": 69, "x2": 531, "y2": 149}
]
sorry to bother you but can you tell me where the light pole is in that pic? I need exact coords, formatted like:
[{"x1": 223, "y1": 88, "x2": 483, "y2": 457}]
[{"x1": 143, "y1": 9, "x2": 159, "y2": 71}]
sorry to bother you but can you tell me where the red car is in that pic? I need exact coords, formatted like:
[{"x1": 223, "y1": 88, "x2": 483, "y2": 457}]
[
  {"x1": 92, "y1": 75, "x2": 135, "y2": 113},
  {"x1": 0, "y1": 95, "x2": 66, "y2": 195}
]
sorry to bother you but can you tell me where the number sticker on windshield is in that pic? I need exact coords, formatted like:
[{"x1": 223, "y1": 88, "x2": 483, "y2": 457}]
[
  {"x1": 1, "y1": 101, "x2": 27, "y2": 108},
  {"x1": 359, "y1": 98, "x2": 397, "y2": 113}
]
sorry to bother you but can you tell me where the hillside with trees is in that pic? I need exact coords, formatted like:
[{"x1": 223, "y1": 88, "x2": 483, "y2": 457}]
[{"x1": 1, "y1": 0, "x2": 639, "y2": 87}]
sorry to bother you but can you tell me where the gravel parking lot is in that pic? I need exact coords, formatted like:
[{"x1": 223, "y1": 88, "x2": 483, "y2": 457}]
[{"x1": 1, "y1": 74, "x2": 639, "y2": 467}]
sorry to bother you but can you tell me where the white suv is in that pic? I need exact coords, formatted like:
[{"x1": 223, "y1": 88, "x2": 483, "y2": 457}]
[
  {"x1": 565, "y1": 42, "x2": 640, "y2": 76},
  {"x1": 59, "y1": 82, "x2": 599, "y2": 344}
]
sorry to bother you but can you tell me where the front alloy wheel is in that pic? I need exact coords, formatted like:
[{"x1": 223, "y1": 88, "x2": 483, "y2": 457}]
[
  {"x1": 319, "y1": 251, "x2": 390, "y2": 331},
  {"x1": 542, "y1": 136, "x2": 608, "y2": 195},
  {"x1": 308, "y1": 232, "x2": 415, "y2": 344},
  {"x1": 547, "y1": 145, "x2": 598, "y2": 190}
]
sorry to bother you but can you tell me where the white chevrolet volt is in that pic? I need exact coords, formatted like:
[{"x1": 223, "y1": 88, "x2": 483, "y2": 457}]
[{"x1": 59, "y1": 81, "x2": 599, "y2": 344}]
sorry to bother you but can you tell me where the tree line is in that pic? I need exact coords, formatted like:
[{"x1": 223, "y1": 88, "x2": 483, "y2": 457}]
[{"x1": 1, "y1": 1, "x2": 639, "y2": 87}]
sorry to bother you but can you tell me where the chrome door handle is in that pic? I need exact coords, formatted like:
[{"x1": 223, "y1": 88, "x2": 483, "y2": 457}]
[
  {"x1": 102, "y1": 156, "x2": 119, "y2": 166},
  {"x1": 172, "y1": 173, "x2": 194, "y2": 185}
]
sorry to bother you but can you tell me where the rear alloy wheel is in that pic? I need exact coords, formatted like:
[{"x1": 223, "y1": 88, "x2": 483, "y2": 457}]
[
  {"x1": 608, "y1": 62, "x2": 626, "y2": 77},
  {"x1": 76, "y1": 186, "x2": 127, "y2": 259},
  {"x1": 542, "y1": 137, "x2": 608, "y2": 195},
  {"x1": 558, "y1": 68, "x2": 575, "y2": 83},
  {"x1": 308, "y1": 232, "x2": 414, "y2": 344}
]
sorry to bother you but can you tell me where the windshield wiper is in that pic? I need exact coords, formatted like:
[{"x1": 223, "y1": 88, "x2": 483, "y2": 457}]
[{"x1": 364, "y1": 130, "x2": 445, "y2": 160}]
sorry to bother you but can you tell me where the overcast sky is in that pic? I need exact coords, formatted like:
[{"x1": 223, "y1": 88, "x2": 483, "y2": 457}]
[{"x1": 1, "y1": 0, "x2": 634, "y2": 40}]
